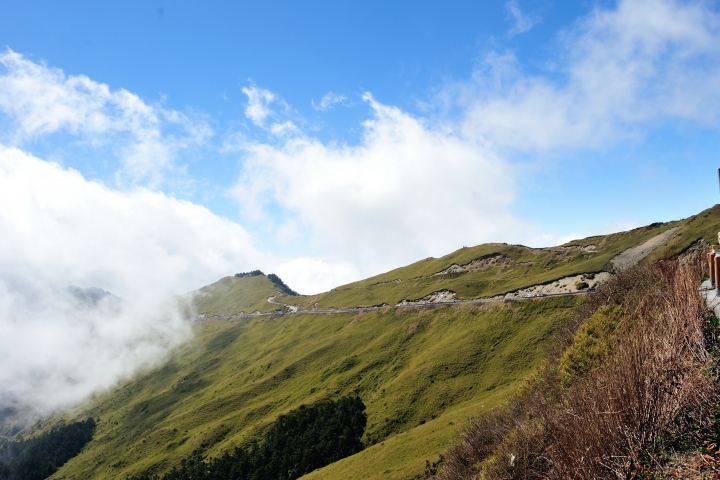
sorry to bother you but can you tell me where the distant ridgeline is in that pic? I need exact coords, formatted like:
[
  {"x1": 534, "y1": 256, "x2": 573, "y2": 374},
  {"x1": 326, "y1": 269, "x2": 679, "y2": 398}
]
[
  {"x1": 235, "y1": 270, "x2": 298, "y2": 296},
  {"x1": 129, "y1": 396, "x2": 366, "y2": 480},
  {"x1": 0, "y1": 418, "x2": 95, "y2": 480},
  {"x1": 68, "y1": 286, "x2": 123, "y2": 310}
]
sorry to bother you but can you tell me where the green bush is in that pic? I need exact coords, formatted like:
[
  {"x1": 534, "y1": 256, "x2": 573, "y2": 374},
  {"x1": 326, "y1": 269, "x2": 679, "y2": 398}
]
[
  {"x1": 558, "y1": 305, "x2": 623, "y2": 385},
  {"x1": 0, "y1": 418, "x2": 96, "y2": 480},
  {"x1": 129, "y1": 396, "x2": 366, "y2": 480}
]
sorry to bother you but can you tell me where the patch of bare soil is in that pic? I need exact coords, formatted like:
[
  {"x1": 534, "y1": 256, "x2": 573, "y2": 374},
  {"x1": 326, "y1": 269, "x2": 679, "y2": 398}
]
[
  {"x1": 370, "y1": 278, "x2": 402, "y2": 286},
  {"x1": 680, "y1": 238, "x2": 712, "y2": 266},
  {"x1": 499, "y1": 272, "x2": 612, "y2": 298},
  {"x1": 431, "y1": 254, "x2": 517, "y2": 277},
  {"x1": 553, "y1": 244, "x2": 599, "y2": 253},
  {"x1": 267, "y1": 294, "x2": 299, "y2": 312},
  {"x1": 611, "y1": 226, "x2": 680, "y2": 271},
  {"x1": 396, "y1": 289, "x2": 456, "y2": 306}
]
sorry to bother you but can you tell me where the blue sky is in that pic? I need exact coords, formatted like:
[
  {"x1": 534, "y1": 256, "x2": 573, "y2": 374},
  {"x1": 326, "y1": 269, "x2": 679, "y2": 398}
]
[{"x1": 1, "y1": 0, "x2": 720, "y2": 296}]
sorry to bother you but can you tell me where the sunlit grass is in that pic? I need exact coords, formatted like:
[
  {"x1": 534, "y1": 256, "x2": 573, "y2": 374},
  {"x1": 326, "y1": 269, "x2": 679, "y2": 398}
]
[
  {"x1": 50, "y1": 206, "x2": 720, "y2": 479},
  {"x1": 187, "y1": 274, "x2": 284, "y2": 315},
  {"x1": 286, "y1": 220, "x2": 682, "y2": 309},
  {"x1": 52, "y1": 297, "x2": 579, "y2": 479}
]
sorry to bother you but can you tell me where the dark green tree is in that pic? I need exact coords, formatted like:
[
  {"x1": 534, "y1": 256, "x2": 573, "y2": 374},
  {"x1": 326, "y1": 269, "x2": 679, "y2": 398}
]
[
  {"x1": 0, "y1": 417, "x2": 95, "y2": 480},
  {"x1": 130, "y1": 396, "x2": 366, "y2": 480}
]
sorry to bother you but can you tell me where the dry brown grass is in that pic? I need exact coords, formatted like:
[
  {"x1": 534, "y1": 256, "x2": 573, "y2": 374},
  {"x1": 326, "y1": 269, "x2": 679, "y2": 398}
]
[{"x1": 433, "y1": 255, "x2": 719, "y2": 480}]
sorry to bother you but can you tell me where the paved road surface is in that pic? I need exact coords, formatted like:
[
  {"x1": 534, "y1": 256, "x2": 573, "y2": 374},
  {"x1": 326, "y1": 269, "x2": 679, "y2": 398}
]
[{"x1": 195, "y1": 290, "x2": 590, "y2": 322}]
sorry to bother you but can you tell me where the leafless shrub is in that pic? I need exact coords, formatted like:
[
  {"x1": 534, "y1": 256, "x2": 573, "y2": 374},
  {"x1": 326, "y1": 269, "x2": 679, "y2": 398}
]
[
  {"x1": 434, "y1": 391, "x2": 540, "y2": 480},
  {"x1": 542, "y1": 264, "x2": 714, "y2": 478},
  {"x1": 434, "y1": 256, "x2": 718, "y2": 480}
]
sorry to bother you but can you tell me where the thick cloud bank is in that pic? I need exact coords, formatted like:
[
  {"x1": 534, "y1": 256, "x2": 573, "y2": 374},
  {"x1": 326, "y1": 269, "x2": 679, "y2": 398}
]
[
  {"x1": 231, "y1": 0, "x2": 720, "y2": 283},
  {"x1": 233, "y1": 94, "x2": 521, "y2": 277},
  {"x1": 0, "y1": 146, "x2": 261, "y2": 414}
]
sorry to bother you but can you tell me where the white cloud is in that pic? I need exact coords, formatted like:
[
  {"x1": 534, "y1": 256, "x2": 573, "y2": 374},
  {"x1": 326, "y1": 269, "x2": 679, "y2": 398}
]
[
  {"x1": 232, "y1": 93, "x2": 522, "y2": 279},
  {"x1": 0, "y1": 49, "x2": 211, "y2": 185},
  {"x1": 462, "y1": 0, "x2": 720, "y2": 150},
  {"x1": 275, "y1": 257, "x2": 359, "y2": 295},
  {"x1": 5, "y1": 1, "x2": 719, "y2": 415},
  {"x1": 241, "y1": 85, "x2": 277, "y2": 126},
  {"x1": 0, "y1": 145, "x2": 264, "y2": 413},
  {"x1": 312, "y1": 92, "x2": 347, "y2": 111},
  {"x1": 241, "y1": 85, "x2": 299, "y2": 136},
  {"x1": 506, "y1": 0, "x2": 540, "y2": 36},
  {"x1": 269, "y1": 120, "x2": 300, "y2": 137},
  {"x1": 229, "y1": 0, "x2": 720, "y2": 284}
]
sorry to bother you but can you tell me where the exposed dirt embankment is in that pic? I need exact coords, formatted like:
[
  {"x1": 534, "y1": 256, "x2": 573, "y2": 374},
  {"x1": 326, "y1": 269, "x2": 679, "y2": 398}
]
[
  {"x1": 611, "y1": 226, "x2": 680, "y2": 271},
  {"x1": 500, "y1": 272, "x2": 612, "y2": 298},
  {"x1": 267, "y1": 294, "x2": 298, "y2": 312},
  {"x1": 428, "y1": 253, "x2": 518, "y2": 277},
  {"x1": 396, "y1": 290, "x2": 456, "y2": 306}
]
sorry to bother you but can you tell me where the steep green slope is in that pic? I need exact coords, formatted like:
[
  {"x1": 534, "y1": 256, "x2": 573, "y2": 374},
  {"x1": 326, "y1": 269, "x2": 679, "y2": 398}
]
[
  {"x1": 188, "y1": 274, "x2": 285, "y2": 315},
  {"x1": 192, "y1": 206, "x2": 720, "y2": 316},
  {"x1": 283, "y1": 220, "x2": 682, "y2": 309},
  {"x1": 46, "y1": 205, "x2": 720, "y2": 479},
  {"x1": 648, "y1": 204, "x2": 720, "y2": 261},
  {"x1": 51, "y1": 297, "x2": 579, "y2": 480}
]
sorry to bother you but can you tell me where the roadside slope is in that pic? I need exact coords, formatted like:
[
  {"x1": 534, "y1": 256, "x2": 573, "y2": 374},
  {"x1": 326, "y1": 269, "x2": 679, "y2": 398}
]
[
  {"x1": 51, "y1": 297, "x2": 579, "y2": 480},
  {"x1": 190, "y1": 206, "x2": 720, "y2": 316},
  {"x1": 48, "y1": 205, "x2": 720, "y2": 479},
  {"x1": 187, "y1": 274, "x2": 286, "y2": 316},
  {"x1": 285, "y1": 221, "x2": 680, "y2": 310}
]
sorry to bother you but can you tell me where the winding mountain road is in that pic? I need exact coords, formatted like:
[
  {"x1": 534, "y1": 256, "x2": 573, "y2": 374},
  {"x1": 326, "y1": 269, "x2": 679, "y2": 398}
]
[
  {"x1": 196, "y1": 290, "x2": 590, "y2": 321},
  {"x1": 196, "y1": 227, "x2": 679, "y2": 322}
]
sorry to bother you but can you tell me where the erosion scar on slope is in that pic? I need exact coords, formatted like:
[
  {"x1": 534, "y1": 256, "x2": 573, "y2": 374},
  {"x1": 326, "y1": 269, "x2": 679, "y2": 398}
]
[{"x1": 611, "y1": 227, "x2": 680, "y2": 271}]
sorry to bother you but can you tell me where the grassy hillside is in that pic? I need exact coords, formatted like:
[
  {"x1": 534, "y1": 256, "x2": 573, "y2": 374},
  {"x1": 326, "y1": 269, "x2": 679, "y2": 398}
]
[
  {"x1": 191, "y1": 206, "x2": 720, "y2": 316},
  {"x1": 187, "y1": 274, "x2": 285, "y2": 316},
  {"x1": 50, "y1": 297, "x2": 579, "y2": 480},
  {"x1": 647, "y1": 203, "x2": 720, "y2": 261},
  {"x1": 430, "y1": 258, "x2": 715, "y2": 479},
  {"x1": 283, "y1": 221, "x2": 682, "y2": 310},
  {"x1": 43, "y1": 205, "x2": 720, "y2": 479}
]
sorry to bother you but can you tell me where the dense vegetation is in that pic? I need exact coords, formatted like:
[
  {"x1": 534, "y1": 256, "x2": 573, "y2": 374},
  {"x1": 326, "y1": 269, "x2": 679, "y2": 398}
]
[
  {"x1": 267, "y1": 273, "x2": 298, "y2": 296},
  {"x1": 49, "y1": 296, "x2": 577, "y2": 479},
  {"x1": 232, "y1": 271, "x2": 297, "y2": 296},
  {"x1": 234, "y1": 271, "x2": 264, "y2": 278},
  {"x1": 432, "y1": 257, "x2": 719, "y2": 479},
  {"x1": 0, "y1": 418, "x2": 95, "y2": 480},
  {"x1": 46, "y1": 206, "x2": 720, "y2": 479},
  {"x1": 129, "y1": 397, "x2": 365, "y2": 480}
]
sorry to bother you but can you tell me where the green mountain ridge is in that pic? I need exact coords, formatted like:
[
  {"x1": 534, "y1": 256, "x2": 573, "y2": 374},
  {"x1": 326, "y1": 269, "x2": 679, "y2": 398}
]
[
  {"x1": 280, "y1": 223, "x2": 682, "y2": 310},
  {"x1": 32, "y1": 205, "x2": 720, "y2": 479}
]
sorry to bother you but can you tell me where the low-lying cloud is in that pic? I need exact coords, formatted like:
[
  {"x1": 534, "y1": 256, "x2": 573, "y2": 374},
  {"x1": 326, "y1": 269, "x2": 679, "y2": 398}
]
[
  {"x1": 0, "y1": 146, "x2": 263, "y2": 415},
  {"x1": 3, "y1": 0, "x2": 720, "y2": 416}
]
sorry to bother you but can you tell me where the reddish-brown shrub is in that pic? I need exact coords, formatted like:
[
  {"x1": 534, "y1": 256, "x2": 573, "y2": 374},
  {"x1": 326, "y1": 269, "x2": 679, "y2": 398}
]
[{"x1": 434, "y1": 256, "x2": 718, "y2": 480}]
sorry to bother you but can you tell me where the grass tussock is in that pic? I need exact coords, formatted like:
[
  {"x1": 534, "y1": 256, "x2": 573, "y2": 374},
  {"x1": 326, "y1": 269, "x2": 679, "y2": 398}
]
[
  {"x1": 290, "y1": 221, "x2": 683, "y2": 310},
  {"x1": 433, "y1": 256, "x2": 719, "y2": 480},
  {"x1": 52, "y1": 297, "x2": 578, "y2": 480}
]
